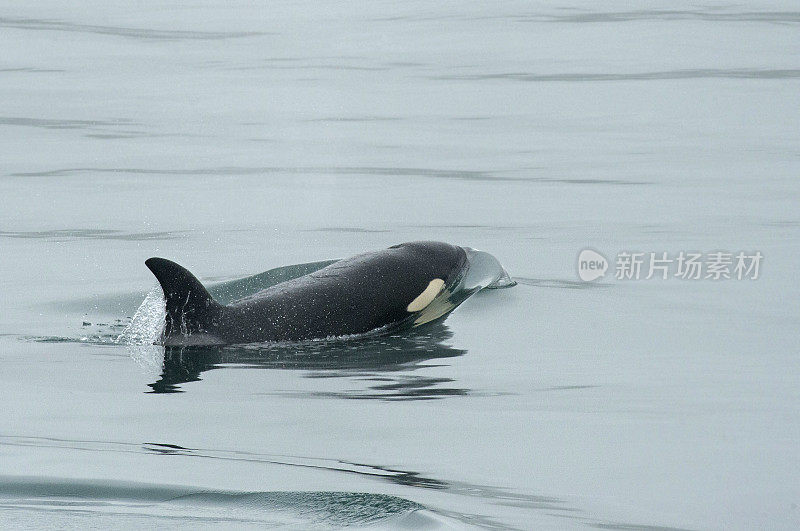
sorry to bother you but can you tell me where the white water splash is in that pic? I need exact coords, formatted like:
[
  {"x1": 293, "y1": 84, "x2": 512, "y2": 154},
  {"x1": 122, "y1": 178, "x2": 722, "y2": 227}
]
[
  {"x1": 115, "y1": 286, "x2": 166, "y2": 346},
  {"x1": 116, "y1": 286, "x2": 166, "y2": 377}
]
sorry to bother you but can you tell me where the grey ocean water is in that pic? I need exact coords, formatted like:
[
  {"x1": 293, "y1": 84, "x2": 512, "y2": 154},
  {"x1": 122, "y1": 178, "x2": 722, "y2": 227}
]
[{"x1": 1, "y1": 1, "x2": 799, "y2": 529}]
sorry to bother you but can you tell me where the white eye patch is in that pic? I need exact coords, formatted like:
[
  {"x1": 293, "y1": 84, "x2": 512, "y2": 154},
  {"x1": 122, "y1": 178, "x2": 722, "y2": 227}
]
[{"x1": 406, "y1": 278, "x2": 445, "y2": 312}]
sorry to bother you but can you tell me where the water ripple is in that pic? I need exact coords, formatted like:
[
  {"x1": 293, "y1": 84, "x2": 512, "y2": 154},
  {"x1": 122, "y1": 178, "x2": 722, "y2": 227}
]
[
  {"x1": 9, "y1": 166, "x2": 649, "y2": 184},
  {"x1": 0, "y1": 67, "x2": 64, "y2": 73},
  {"x1": 0, "y1": 435, "x2": 573, "y2": 516},
  {"x1": 0, "y1": 229, "x2": 187, "y2": 242},
  {"x1": 0, "y1": 17, "x2": 270, "y2": 40},
  {"x1": 514, "y1": 277, "x2": 612, "y2": 290},
  {"x1": 0, "y1": 116, "x2": 135, "y2": 130},
  {"x1": 432, "y1": 68, "x2": 800, "y2": 82},
  {"x1": 0, "y1": 475, "x2": 429, "y2": 527},
  {"x1": 535, "y1": 10, "x2": 800, "y2": 24},
  {"x1": 371, "y1": 9, "x2": 800, "y2": 26}
]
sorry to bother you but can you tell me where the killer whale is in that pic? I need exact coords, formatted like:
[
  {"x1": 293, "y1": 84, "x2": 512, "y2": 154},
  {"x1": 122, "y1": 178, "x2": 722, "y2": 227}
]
[{"x1": 146, "y1": 241, "x2": 486, "y2": 346}]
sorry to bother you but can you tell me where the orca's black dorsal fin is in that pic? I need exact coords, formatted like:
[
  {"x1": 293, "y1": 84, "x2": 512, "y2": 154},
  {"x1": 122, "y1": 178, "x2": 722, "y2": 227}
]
[{"x1": 145, "y1": 257, "x2": 221, "y2": 337}]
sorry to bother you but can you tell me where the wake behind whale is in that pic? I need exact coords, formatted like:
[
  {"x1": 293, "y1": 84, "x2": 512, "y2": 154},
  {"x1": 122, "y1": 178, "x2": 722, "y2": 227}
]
[
  {"x1": 0, "y1": 475, "x2": 455, "y2": 529},
  {"x1": 122, "y1": 241, "x2": 514, "y2": 347}
]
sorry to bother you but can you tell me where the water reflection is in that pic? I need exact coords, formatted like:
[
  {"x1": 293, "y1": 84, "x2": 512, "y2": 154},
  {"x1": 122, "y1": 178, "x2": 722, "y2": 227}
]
[{"x1": 148, "y1": 323, "x2": 468, "y2": 399}]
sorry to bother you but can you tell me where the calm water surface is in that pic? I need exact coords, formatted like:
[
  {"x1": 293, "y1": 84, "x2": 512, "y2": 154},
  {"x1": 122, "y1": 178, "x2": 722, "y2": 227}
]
[{"x1": 1, "y1": 1, "x2": 799, "y2": 529}]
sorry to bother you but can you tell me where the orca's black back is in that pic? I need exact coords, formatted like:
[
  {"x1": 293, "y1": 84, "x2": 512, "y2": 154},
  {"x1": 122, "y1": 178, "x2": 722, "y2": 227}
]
[{"x1": 217, "y1": 241, "x2": 467, "y2": 342}]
